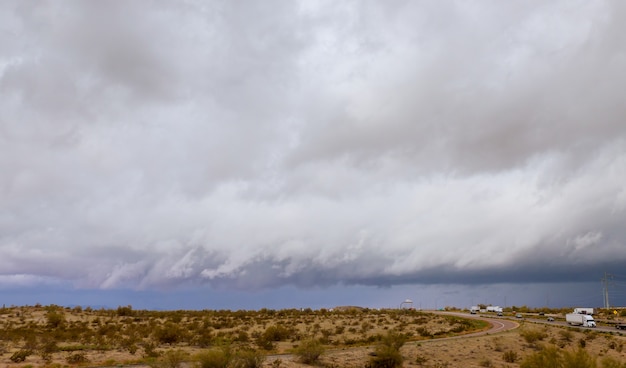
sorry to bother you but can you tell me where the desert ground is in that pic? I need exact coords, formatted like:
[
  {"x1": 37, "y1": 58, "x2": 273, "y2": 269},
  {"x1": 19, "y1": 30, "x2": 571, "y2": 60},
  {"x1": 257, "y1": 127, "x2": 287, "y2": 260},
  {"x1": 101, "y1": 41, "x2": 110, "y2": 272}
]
[{"x1": 0, "y1": 305, "x2": 624, "y2": 367}]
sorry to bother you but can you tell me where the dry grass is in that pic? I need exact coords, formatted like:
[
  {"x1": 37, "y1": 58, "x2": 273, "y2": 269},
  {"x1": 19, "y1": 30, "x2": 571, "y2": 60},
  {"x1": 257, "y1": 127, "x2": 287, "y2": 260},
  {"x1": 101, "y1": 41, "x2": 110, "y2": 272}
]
[{"x1": 0, "y1": 305, "x2": 623, "y2": 367}]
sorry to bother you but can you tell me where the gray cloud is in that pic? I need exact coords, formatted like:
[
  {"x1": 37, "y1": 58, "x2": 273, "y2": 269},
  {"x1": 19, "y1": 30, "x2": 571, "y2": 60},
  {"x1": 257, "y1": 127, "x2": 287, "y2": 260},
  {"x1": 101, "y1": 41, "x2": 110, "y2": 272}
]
[{"x1": 1, "y1": 1, "x2": 625, "y2": 299}]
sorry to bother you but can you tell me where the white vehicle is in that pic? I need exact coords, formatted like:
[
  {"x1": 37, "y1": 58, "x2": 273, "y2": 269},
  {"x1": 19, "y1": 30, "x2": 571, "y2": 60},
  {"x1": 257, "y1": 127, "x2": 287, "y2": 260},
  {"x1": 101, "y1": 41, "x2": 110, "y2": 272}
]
[
  {"x1": 470, "y1": 306, "x2": 479, "y2": 314},
  {"x1": 566, "y1": 313, "x2": 596, "y2": 327},
  {"x1": 486, "y1": 306, "x2": 503, "y2": 313},
  {"x1": 573, "y1": 308, "x2": 594, "y2": 315}
]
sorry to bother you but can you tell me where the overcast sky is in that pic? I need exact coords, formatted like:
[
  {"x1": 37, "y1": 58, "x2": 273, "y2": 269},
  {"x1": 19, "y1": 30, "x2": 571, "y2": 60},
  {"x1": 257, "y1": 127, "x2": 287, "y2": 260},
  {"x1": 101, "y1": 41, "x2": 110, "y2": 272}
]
[{"x1": 1, "y1": 1, "x2": 625, "y2": 310}]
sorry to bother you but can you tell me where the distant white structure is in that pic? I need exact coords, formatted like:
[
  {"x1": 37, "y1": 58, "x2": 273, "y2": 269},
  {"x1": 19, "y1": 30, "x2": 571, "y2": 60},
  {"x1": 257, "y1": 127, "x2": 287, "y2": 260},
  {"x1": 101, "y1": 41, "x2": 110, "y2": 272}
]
[{"x1": 400, "y1": 299, "x2": 413, "y2": 309}]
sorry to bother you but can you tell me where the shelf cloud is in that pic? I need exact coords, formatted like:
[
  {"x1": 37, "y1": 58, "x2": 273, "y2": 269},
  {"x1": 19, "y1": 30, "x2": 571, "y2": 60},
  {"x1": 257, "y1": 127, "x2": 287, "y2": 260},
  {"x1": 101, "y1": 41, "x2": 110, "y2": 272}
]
[{"x1": 1, "y1": 1, "x2": 625, "y2": 307}]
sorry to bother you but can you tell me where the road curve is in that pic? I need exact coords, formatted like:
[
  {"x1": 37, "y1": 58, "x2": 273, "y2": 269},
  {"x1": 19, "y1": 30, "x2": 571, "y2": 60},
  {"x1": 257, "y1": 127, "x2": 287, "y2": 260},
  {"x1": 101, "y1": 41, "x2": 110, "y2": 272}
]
[{"x1": 426, "y1": 311, "x2": 519, "y2": 341}]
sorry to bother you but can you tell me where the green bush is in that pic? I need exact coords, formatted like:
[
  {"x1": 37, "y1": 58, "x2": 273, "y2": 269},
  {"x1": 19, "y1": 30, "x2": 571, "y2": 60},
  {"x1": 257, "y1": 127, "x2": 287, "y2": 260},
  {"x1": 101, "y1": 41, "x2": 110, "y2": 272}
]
[
  {"x1": 159, "y1": 349, "x2": 188, "y2": 368},
  {"x1": 155, "y1": 323, "x2": 185, "y2": 345},
  {"x1": 195, "y1": 348, "x2": 231, "y2": 368},
  {"x1": 562, "y1": 348, "x2": 596, "y2": 368},
  {"x1": 368, "y1": 344, "x2": 403, "y2": 368},
  {"x1": 293, "y1": 339, "x2": 324, "y2": 364},
  {"x1": 520, "y1": 345, "x2": 561, "y2": 368},
  {"x1": 601, "y1": 356, "x2": 626, "y2": 368},
  {"x1": 367, "y1": 330, "x2": 406, "y2": 368},
  {"x1": 503, "y1": 350, "x2": 518, "y2": 363},
  {"x1": 521, "y1": 345, "x2": 599, "y2": 368},
  {"x1": 10, "y1": 350, "x2": 32, "y2": 363},
  {"x1": 520, "y1": 328, "x2": 548, "y2": 344},
  {"x1": 230, "y1": 348, "x2": 265, "y2": 368}
]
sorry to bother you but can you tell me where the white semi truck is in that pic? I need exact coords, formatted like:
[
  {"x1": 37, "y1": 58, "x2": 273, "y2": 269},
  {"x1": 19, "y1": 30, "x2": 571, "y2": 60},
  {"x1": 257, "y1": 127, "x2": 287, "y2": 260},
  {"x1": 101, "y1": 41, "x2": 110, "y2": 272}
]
[{"x1": 566, "y1": 313, "x2": 596, "y2": 327}]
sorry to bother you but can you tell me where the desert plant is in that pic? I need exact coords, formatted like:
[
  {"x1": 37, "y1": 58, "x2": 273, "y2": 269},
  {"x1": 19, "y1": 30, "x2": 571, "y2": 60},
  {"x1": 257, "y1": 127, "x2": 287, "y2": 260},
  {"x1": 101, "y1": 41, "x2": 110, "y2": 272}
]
[
  {"x1": 562, "y1": 348, "x2": 596, "y2": 368},
  {"x1": 293, "y1": 339, "x2": 324, "y2": 364},
  {"x1": 520, "y1": 345, "x2": 561, "y2": 368},
  {"x1": 195, "y1": 347, "x2": 231, "y2": 368},
  {"x1": 230, "y1": 348, "x2": 265, "y2": 368},
  {"x1": 367, "y1": 330, "x2": 406, "y2": 368},
  {"x1": 155, "y1": 323, "x2": 185, "y2": 345},
  {"x1": 503, "y1": 350, "x2": 518, "y2": 363},
  {"x1": 414, "y1": 354, "x2": 428, "y2": 365},
  {"x1": 601, "y1": 356, "x2": 626, "y2": 368},
  {"x1": 520, "y1": 328, "x2": 548, "y2": 344},
  {"x1": 559, "y1": 329, "x2": 573, "y2": 342},
  {"x1": 158, "y1": 349, "x2": 188, "y2": 368},
  {"x1": 368, "y1": 344, "x2": 403, "y2": 368},
  {"x1": 66, "y1": 352, "x2": 89, "y2": 364},
  {"x1": 46, "y1": 310, "x2": 66, "y2": 328},
  {"x1": 10, "y1": 350, "x2": 32, "y2": 363}
]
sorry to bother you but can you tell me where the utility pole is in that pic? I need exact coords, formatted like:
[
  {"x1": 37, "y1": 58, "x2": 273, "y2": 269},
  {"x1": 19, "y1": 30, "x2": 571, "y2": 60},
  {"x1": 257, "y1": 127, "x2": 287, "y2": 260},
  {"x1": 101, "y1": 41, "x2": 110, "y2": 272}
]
[{"x1": 602, "y1": 272, "x2": 613, "y2": 310}]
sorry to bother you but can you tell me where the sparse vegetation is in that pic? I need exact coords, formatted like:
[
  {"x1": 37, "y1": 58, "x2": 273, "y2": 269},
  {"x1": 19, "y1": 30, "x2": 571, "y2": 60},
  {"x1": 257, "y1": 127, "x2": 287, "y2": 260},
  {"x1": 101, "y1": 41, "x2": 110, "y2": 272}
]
[
  {"x1": 293, "y1": 339, "x2": 324, "y2": 364},
  {"x1": 0, "y1": 305, "x2": 623, "y2": 367}
]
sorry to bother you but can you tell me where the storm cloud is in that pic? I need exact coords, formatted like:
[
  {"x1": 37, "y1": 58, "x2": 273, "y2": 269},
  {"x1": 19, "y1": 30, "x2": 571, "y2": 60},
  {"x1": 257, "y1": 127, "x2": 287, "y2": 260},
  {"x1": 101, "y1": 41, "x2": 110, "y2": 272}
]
[{"x1": 1, "y1": 1, "x2": 625, "y2": 305}]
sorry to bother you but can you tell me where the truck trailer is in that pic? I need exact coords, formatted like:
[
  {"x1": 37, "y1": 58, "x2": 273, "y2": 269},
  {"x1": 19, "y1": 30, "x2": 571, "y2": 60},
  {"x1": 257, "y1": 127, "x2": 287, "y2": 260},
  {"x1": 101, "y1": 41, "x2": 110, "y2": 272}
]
[
  {"x1": 573, "y1": 307, "x2": 594, "y2": 315},
  {"x1": 566, "y1": 313, "x2": 596, "y2": 327}
]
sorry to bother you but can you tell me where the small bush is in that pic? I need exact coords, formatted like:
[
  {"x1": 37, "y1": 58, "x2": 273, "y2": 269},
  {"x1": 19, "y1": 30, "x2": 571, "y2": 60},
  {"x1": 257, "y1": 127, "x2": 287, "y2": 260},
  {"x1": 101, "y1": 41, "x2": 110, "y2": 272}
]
[
  {"x1": 368, "y1": 345, "x2": 403, "y2": 368},
  {"x1": 294, "y1": 339, "x2": 324, "y2": 364},
  {"x1": 520, "y1": 345, "x2": 561, "y2": 368},
  {"x1": 195, "y1": 348, "x2": 231, "y2": 368},
  {"x1": 414, "y1": 354, "x2": 428, "y2": 365},
  {"x1": 160, "y1": 349, "x2": 188, "y2": 368},
  {"x1": 66, "y1": 352, "x2": 89, "y2": 364},
  {"x1": 231, "y1": 348, "x2": 265, "y2": 368},
  {"x1": 520, "y1": 328, "x2": 548, "y2": 344},
  {"x1": 368, "y1": 331, "x2": 406, "y2": 368},
  {"x1": 10, "y1": 350, "x2": 32, "y2": 363},
  {"x1": 503, "y1": 350, "x2": 518, "y2": 363},
  {"x1": 563, "y1": 348, "x2": 595, "y2": 368},
  {"x1": 601, "y1": 356, "x2": 626, "y2": 368}
]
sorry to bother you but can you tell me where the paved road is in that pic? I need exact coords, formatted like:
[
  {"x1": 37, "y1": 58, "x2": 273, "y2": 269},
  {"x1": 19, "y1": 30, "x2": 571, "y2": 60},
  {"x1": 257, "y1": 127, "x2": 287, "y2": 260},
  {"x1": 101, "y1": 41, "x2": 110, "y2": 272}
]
[{"x1": 428, "y1": 311, "x2": 519, "y2": 340}]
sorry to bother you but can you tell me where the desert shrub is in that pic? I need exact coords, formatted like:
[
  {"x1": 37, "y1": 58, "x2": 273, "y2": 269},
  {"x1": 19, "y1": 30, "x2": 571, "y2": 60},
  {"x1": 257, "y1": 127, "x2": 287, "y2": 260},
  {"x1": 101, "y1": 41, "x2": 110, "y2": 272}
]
[
  {"x1": 230, "y1": 348, "x2": 265, "y2": 368},
  {"x1": 10, "y1": 349, "x2": 32, "y2": 363},
  {"x1": 116, "y1": 305, "x2": 134, "y2": 317},
  {"x1": 414, "y1": 354, "x2": 428, "y2": 365},
  {"x1": 380, "y1": 331, "x2": 407, "y2": 350},
  {"x1": 601, "y1": 356, "x2": 626, "y2": 368},
  {"x1": 158, "y1": 349, "x2": 188, "y2": 368},
  {"x1": 39, "y1": 338, "x2": 59, "y2": 362},
  {"x1": 195, "y1": 348, "x2": 231, "y2": 368},
  {"x1": 579, "y1": 338, "x2": 587, "y2": 348},
  {"x1": 368, "y1": 344, "x2": 403, "y2": 368},
  {"x1": 46, "y1": 310, "x2": 66, "y2": 328},
  {"x1": 155, "y1": 323, "x2": 185, "y2": 345},
  {"x1": 520, "y1": 345, "x2": 561, "y2": 368},
  {"x1": 256, "y1": 335, "x2": 275, "y2": 351},
  {"x1": 416, "y1": 327, "x2": 432, "y2": 338},
  {"x1": 66, "y1": 352, "x2": 89, "y2": 364},
  {"x1": 520, "y1": 328, "x2": 548, "y2": 344},
  {"x1": 503, "y1": 350, "x2": 518, "y2": 363},
  {"x1": 559, "y1": 329, "x2": 573, "y2": 342},
  {"x1": 563, "y1": 348, "x2": 596, "y2": 368},
  {"x1": 479, "y1": 358, "x2": 493, "y2": 367},
  {"x1": 293, "y1": 339, "x2": 324, "y2": 364},
  {"x1": 143, "y1": 342, "x2": 160, "y2": 358},
  {"x1": 367, "y1": 331, "x2": 406, "y2": 368}
]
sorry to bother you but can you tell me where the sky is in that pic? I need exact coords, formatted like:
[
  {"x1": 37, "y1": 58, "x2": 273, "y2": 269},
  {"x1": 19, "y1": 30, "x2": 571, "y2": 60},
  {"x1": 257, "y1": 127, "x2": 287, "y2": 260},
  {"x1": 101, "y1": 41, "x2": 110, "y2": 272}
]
[{"x1": 1, "y1": 1, "x2": 626, "y2": 311}]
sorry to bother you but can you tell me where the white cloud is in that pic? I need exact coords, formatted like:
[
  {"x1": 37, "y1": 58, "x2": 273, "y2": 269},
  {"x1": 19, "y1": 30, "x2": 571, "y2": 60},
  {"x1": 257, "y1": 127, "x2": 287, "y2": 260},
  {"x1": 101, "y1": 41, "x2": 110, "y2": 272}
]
[{"x1": 1, "y1": 1, "x2": 625, "y2": 294}]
